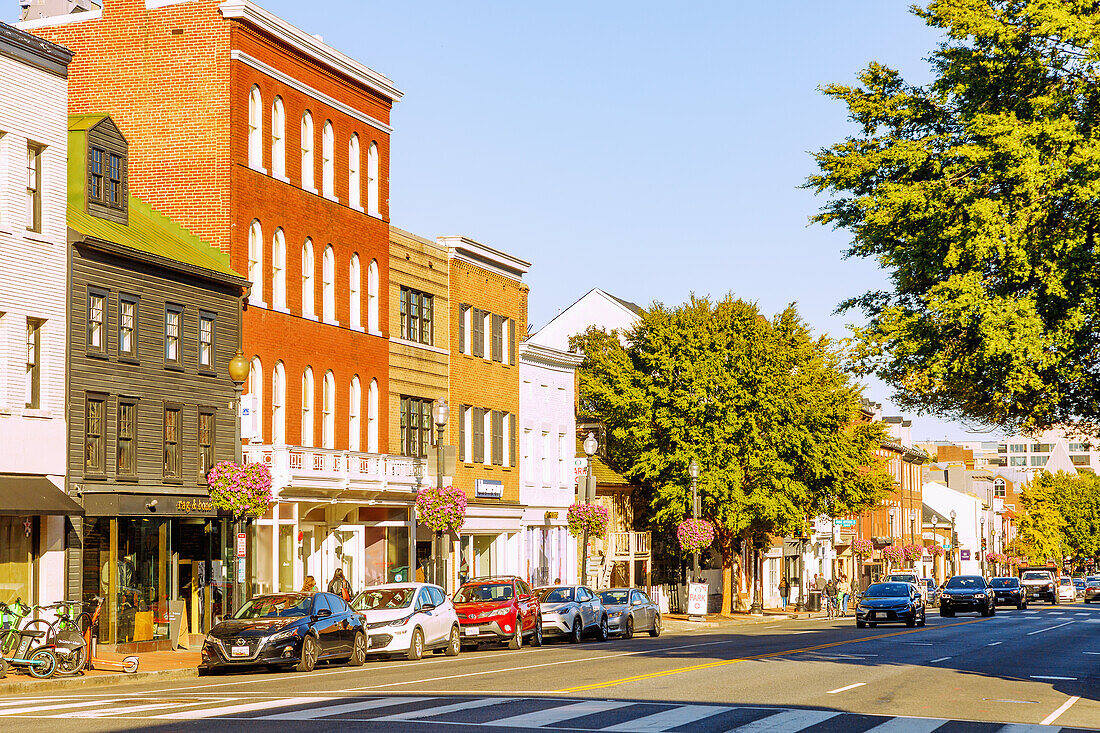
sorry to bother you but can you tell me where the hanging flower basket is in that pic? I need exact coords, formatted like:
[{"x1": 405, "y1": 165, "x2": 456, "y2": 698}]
[
  {"x1": 852, "y1": 539, "x2": 873, "y2": 556},
  {"x1": 1008, "y1": 555, "x2": 1024, "y2": 566},
  {"x1": 677, "y1": 519, "x2": 715, "y2": 553},
  {"x1": 566, "y1": 503, "x2": 609, "y2": 538},
  {"x1": 207, "y1": 461, "x2": 274, "y2": 520},
  {"x1": 415, "y1": 485, "x2": 467, "y2": 533},
  {"x1": 902, "y1": 544, "x2": 924, "y2": 561},
  {"x1": 986, "y1": 552, "x2": 1006, "y2": 564},
  {"x1": 928, "y1": 545, "x2": 946, "y2": 557},
  {"x1": 881, "y1": 545, "x2": 904, "y2": 563}
]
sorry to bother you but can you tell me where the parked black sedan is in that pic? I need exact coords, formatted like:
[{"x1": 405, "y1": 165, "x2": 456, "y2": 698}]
[
  {"x1": 939, "y1": 575, "x2": 995, "y2": 617},
  {"x1": 199, "y1": 592, "x2": 367, "y2": 674},
  {"x1": 989, "y1": 577, "x2": 1028, "y2": 609},
  {"x1": 855, "y1": 582, "x2": 925, "y2": 628}
]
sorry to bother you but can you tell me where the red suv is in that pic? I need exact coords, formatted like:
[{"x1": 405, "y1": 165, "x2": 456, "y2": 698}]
[{"x1": 453, "y1": 576, "x2": 542, "y2": 650}]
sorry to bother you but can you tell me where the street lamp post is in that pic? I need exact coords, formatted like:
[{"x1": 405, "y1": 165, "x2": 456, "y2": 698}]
[
  {"x1": 582, "y1": 433, "x2": 599, "y2": 586},
  {"x1": 227, "y1": 351, "x2": 250, "y2": 615},
  {"x1": 949, "y1": 509, "x2": 958, "y2": 577},
  {"x1": 932, "y1": 516, "x2": 940, "y2": 584},
  {"x1": 431, "y1": 399, "x2": 449, "y2": 589},
  {"x1": 980, "y1": 516, "x2": 986, "y2": 577},
  {"x1": 888, "y1": 507, "x2": 896, "y2": 572},
  {"x1": 688, "y1": 458, "x2": 699, "y2": 583},
  {"x1": 795, "y1": 535, "x2": 807, "y2": 612}
]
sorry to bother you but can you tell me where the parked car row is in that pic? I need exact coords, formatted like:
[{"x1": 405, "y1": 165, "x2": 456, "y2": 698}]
[{"x1": 198, "y1": 575, "x2": 661, "y2": 675}]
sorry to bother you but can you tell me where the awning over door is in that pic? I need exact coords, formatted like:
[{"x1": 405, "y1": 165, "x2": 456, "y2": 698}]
[{"x1": 0, "y1": 474, "x2": 85, "y2": 516}]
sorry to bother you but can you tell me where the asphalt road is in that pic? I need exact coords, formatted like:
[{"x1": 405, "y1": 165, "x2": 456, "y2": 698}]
[{"x1": 2, "y1": 602, "x2": 1098, "y2": 732}]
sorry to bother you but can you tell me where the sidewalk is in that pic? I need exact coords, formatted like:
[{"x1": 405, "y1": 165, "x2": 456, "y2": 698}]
[{"x1": 0, "y1": 648, "x2": 199, "y2": 694}]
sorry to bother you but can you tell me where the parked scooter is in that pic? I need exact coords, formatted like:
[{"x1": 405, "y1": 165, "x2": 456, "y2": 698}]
[
  {"x1": 0, "y1": 628, "x2": 57, "y2": 679},
  {"x1": 83, "y1": 596, "x2": 139, "y2": 674}
]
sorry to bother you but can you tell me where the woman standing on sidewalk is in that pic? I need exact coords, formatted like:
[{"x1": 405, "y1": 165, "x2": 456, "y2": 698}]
[
  {"x1": 778, "y1": 577, "x2": 789, "y2": 610},
  {"x1": 837, "y1": 575, "x2": 851, "y2": 616}
]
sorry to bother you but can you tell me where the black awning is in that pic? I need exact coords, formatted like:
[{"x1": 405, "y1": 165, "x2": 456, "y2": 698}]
[{"x1": 0, "y1": 474, "x2": 84, "y2": 516}]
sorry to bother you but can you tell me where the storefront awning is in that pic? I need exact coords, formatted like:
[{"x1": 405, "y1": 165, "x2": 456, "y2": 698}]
[{"x1": 0, "y1": 474, "x2": 84, "y2": 516}]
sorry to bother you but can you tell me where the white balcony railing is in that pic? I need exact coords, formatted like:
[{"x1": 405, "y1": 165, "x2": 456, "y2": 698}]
[
  {"x1": 243, "y1": 445, "x2": 424, "y2": 496},
  {"x1": 606, "y1": 531, "x2": 652, "y2": 560}
]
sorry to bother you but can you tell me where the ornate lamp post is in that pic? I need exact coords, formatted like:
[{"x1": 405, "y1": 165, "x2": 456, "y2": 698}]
[
  {"x1": 227, "y1": 351, "x2": 250, "y2": 613},
  {"x1": 582, "y1": 432, "x2": 599, "y2": 585},
  {"x1": 688, "y1": 458, "x2": 699, "y2": 583},
  {"x1": 431, "y1": 398, "x2": 449, "y2": 588},
  {"x1": 888, "y1": 507, "x2": 896, "y2": 572},
  {"x1": 949, "y1": 509, "x2": 958, "y2": 577},
  {"x1": 980, "y1": 516, "x2": 986, "y2": 577},
  {"x1": 931, "y1": 516, "x2": 940, "y2": 583}
]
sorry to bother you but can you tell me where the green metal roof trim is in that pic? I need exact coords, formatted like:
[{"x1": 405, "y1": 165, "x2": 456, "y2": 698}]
[{"x1": 67, "y1": 116, "x2": 241, "y2": 281}]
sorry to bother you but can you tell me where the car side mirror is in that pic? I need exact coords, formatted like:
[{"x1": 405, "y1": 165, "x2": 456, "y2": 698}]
[
  {"x1": 313, "y1": 608, "x2": 332, "y2": 619},
  {"x1": 420, "y1": 602, "x2": 436, "y2": 612}
]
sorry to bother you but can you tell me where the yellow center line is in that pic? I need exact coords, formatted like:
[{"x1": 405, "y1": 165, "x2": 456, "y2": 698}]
[{"x1": 556, "y1": 618, "x2": 987, "y2": 692}]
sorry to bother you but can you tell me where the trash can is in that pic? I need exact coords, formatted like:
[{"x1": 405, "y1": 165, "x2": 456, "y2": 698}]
[{"x1": 807, "y1": 590, "x2": 822, "y2": 612}]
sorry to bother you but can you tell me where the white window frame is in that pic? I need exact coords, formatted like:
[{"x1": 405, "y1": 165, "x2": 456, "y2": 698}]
[
  {"x1": 321, "y1": 121, "x2": 335, "y2": 200},
  {"x1": 367, "y1": 141, "x2": 379, "y2": 216},
  {"x1": 522, "y1": 428, "x2": 533, "y2": 483},
  {"x1": 322, "y1": 370, "x2": 335, "y2": 449},
  {"x1": 348, "y1": 133, "x2": 361, "y2": 210},
  {"x1": 541, "y1": 431, "x2": 551, "y2": 484},
  {"x1": 300, "y1": 111, "x2": 315, "y2": 192},
  {"x1": 272, "y1": 361, "x2": 285, "y2": 445},
  {"x1": 367, "y1": 378, "x2": 379, "y2": 453},
  {"x1": 367, "y1": 259, "x2": 379, "y2": 333},
  {"x1": 302, "y1": 239, "x2": 316, "y2": 318},
  {"x1": 247, "y1": 219, "x2": 264, "y2": 306},
  {"x1": 249, "y1": 356, "x2": 263, "y2": 442},
  {"x1": 559, "y1": 433, "x2": 569, "y2": 485},
  {"x1": 349, "y1": 254, "x2": 362, "y2": 330},
  {"x1": 247, "y1": 85, "x2": 264, "y2": 171},
  {"x1": 271, "y1": 96, "x2": 286, "y2": 179},
  {"x1": 272, "y1": 228, "x2": 286, "y2": 310},
  {"x1": 322, "y1": 245, "x2": 336, "y2": 324},
  {"x1": 349, "y1": 376, "x2": 362, "y2": 451},
  {"x1": 301, "y1": 367, "x2": 315, "y2": 446}
]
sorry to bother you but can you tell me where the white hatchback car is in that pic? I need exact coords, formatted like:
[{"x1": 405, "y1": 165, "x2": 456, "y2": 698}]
[
  {"x1": 1057, "y1": 577, "x2": 1076, "y2": 603},
  {"x1": 351, "y1": 583, "x2": 461, "y2": 660}
]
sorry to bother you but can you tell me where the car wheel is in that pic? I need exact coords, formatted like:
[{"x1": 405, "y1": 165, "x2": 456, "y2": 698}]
[
  {"x1": 407, "y1": 628, "x2": 424, "y2": 661},
  {"x1": 918, "y1": 610, "x2": 926, "y2": 627},
  {"x1": 649, "y1": 615, "x2": 661, "y2": 638},
  {"x1": 569, "y1": 617, "x2": 582, "y2": 644},
  {"x1": 596, "y1": 615, "x2": 609, "y2": 642},
  {"x1": 508, "y1": 618, "x2": 524, "y2": 650},
  {"x1": 623, "y1": 616, "x2": 634, "y2": 639},
  {"x1": 856, "y1": 620, "x2": 866, "y2": 628},
  {"x1": 444, "y1": 625, "x2": 461, "y2": 656},
  {"x1": 347, "y1": 632, "x2": 367, "y2": 667},
  {"x1": 531, "y1": 618, "x2": 543, "y2": 647},
  {"x1": 295, "y1": 635, "x2": 318, "y2": 672}
]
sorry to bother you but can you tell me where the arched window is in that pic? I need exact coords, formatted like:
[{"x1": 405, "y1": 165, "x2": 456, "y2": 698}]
[
  {"x1": 322, "y1": 121, "x2": 335, "y2": 198},
  {"x1": 367, "y1": 258, "x2": 379, "y2": 332},
  {"x1": 301, "y1": 367, "x2": 315, "y2": 446},
  {"x1": 247, "y1": 219, "x2": 264, "y2": 305},
  {"x1": 349, "y1": 376, "x2": 362, "y2": 451},
  {"x1": 271, "y1": 96, "x2": 286, "y2": 178},
  {"x1": 348, "y1": 134, "x2": 361, "y2": 208},
  {"x1": 367, "y1": 378, "x2": 378, "y2": 453},
  {"x1": 300, "y1": 111, "x2": 315, "y2": 190},
  {"x1": 249, "y1": 357, "x2": 263, "y2": 442},
  {"x1": 367, "y1": 141, "x2": 379, "y2": 216},
  {"x1": 993, "y1": 477, "x2": 1007, "y2": 498},
  {"x1": 272, "y1": 228, "x2": 286, "y2": 309},
  {"x1": 349, "y1": 254, "x2": 361, "y2": 329},
  {"x1": 302, "y1": 239, "x2": 315, "y2": 317},
  {"x1": 272, "y1": 361, "x2": 286, "y2": 445},
  {"x1": 322, "y1": 245, "x2": 335, "y2": 322},
  {"x1": 248, "y1": 85, "x2": 263, "y2": 169},
  {"x1": 322, "y1": 370, "x2": 335, "y2": 449}
]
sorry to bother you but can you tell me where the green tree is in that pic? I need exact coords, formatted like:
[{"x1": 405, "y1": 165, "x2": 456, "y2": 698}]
[
  {"x1": 808, "y1": 1, "x2": 1100, "y2": 434},
  {"x1": 574, "y1": 296, "x2": 893, "y2": 614},
  {"x1": 1021, "y1": 470, "x2": 1100, "y2": 562},
  {"x1": 1016, "y1": 472, "x2": 1067, "y2": 564}
]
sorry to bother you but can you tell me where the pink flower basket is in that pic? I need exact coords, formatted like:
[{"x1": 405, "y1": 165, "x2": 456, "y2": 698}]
[
  {"x1": 986, "y1": 552, "x2": 1006, "y2": 564},
  {"x1": 567, "y1": 503, "x2": 609, "y2": 538},
  {"x1": 852, "y1": 539, "x2": 873, "y2": 556},
  {"x1": 415, "y1": 486, "x2": 467, "y2": 533},
  {"x1": 902, "y1": 544, "x2": 924, "y2": 561},
  {"x1": 881, "y1": 545, "x2": 904, "y2": 563},
  {"x1": 929, "y1": 545, "x2": 946, "y2": 557},
  {"x1": 677, "y1": 519, "x2": 715, "y2": 553},
  {"x1": 207, "y1": 461, "x2": 273, "y2": 520}
]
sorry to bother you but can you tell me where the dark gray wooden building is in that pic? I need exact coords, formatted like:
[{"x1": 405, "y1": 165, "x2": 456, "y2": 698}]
[{"x1": 66, "y1": 115, "x2": 249, "y2": 650}]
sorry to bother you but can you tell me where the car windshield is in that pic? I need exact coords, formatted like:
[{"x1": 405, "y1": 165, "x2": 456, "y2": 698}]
[
  {"x1": 1059, "y1": 578, "x2": 1073, "y2": 586},
  {"x1": 535, "y1": 587, "x2": 574, "y2": 603},
  {"x1": 989, "y1": 578, "x2": 1018, "y2": 588},
  {"x1": 454, "y1": 583, "x2": 513, "y2": 602},
  {"x1": 885, "y1": 575, "x2": 916, "y2": 582},
  {"x1": 1088, "y1": 577, "x2": 1100, "y2": 583},
  {"x1": 233, "y1": 594, "x2": 312, "y2": 619},
  {"x1": 353, "y1": 588, "x2": 415, "y2": 611},
  {"x1": 1022, "y1": 572, "x2": 1050, "y2": 581},
  {"x1": 946, "y1": 576, "x2": 983, "y2": 588},
  {"x1": 862, "y1": 583, "x2": 910, "y2": 598},
  {"x1": 599, "y1": 590, "x2": 629, "y2": 605}
]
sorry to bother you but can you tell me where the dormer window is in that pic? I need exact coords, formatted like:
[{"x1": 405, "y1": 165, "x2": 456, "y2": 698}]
[
  {"x1": 108, "y1": 153, "x2": 121, "y2": 205},
  {"x1": 81, "y1": 116, "x2": 129, "y2": 225},
  {"x1": 91, "y1": 148, "x2": 103, "y2": 200}
]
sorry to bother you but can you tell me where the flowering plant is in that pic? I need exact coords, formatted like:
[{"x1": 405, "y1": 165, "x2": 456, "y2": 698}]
[
  {"x1": 677, "y1": 519, "x2": 715, "y2": 553},
  {"x1": 1008, "y1": 555, "x2": 1024, "y2": 566},
  {"x1": 415, "y1": 486, "x2": 467, "y2": 533},
  {"x1": 902, "y1": 543, "x2": 925, "y2": 561},
  {"x1": 928, "y1": 545, "x2": 946, "y2": 557},
  {"x1": 881, "y1": 545, "x2": 904, "y2": 563},
  {"x1": 207, "y1": 461, "x2": 273, "y2": 519},
  {"x1": 852, "y1": 539, "x2": 873, "y2": 556},
  {"x1": 986, "y1": 552, "x2": 1006, "y2": 563},
  {"x1": 566, "y1": 503, "x2": 609, "y2": 538}
]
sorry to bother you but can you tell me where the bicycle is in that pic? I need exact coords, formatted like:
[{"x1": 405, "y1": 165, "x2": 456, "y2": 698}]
[
  {"x1": 0, "y1": 599, "x2": 88, "y2": 676},
  {"x1": 824, "y1": 594, "x2": 839, "y2": 619},
  {"x1": 0, "y1": 602, "x2": 56, "y2": 679}
]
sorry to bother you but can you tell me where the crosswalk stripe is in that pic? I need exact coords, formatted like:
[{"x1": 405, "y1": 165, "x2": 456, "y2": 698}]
[
  {"x1": 723, "y1": 709, "x2": 840, "y2": 732},
  {"x1": 861, "y1": 718, "x2": 945, "y2": 732},
  {"x1": 65, "y1": 702, "x2": 189, "y2": 718},
  {"x1": 492, "y1": 700, "x2": 634, "y2": 727},
  {"x1": 0, "y1": 700, "x2": 120, "y2": 716},
  {"x1": 259, "y1": 696, "x2": 434, "y2": 720},
  {"x1": 601, "y1": 703, "x2": 734, "y2": 731},
  {"x1": 0, "y1": 699, "x2": 54, "y2": 709},
  {"x1": 153, "y1": 697, "x2": 332, "y2": 719},
  {"x1": 373, "y1": 697, "x2": 515, "y2": 721}
]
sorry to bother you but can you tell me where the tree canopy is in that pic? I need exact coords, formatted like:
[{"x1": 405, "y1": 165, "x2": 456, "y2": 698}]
[
  {"x1": 573, "y1": 295, "x2": 894, "y2": 613},
  {"x1": 808, "y1": 0, "x2": 1100, "y2": 434},
  {"x1": 1015, "y1": 469, "x2": 1100, "y2": 564}
]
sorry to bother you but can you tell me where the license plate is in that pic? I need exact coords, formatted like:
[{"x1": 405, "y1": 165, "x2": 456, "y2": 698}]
[
  {"x1": 465, "y1": 626, "x2": 480, "y2": 636},
  {"x1": 231, "y1": 646, "x2": 249, "y2": 657}
]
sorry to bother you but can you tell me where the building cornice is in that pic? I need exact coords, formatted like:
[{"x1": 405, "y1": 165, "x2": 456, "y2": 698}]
[
  {"x1": 231, "y1": 50, "x2": 391, "y2": 135},
  {"x1": 16, "y1": 8, "x2": 101, "y2": 31},
  {"x1": 219, "y1": 1, "x2": 403, "y2": 102},
  {"x1": 440, "y1": 235, "x2": 530, "y2": 282},
  {"x1": 1, "y1": 19, "x2": 73, "y2": 77},
  {"x1": 73, "y1": 231, "x2": 252, "y2": 291},
  {"x1": 518, "y1": 342, "x2": 583, "y2": 371}
]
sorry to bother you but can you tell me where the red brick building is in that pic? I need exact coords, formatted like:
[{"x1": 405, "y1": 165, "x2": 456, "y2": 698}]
[{"x1": 28, "y1": 0, "x2": 414, "y2": 595}]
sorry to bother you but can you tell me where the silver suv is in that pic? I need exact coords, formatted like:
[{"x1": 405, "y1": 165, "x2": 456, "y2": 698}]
[{"x1": 1019, "y1": 569, "x2": 1058, "y2": 604}]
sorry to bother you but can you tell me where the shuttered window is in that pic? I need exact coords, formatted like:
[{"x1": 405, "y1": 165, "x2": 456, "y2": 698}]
[
  {"x1": 472, "y1": 308, "x2": 485, "y2": 358},
  {"x1": 458, "y1": 304, "x2": 468, "y2": 354},
  {"x1": 509, "y1": 318, "x2": 516, "y2": 365},
  {"x1": 472, "y1": 407, "x2": 485, "y2": 464},
  {"x1": 491, "y1": 410, "x2": 503, "y2": 465},
  {"x1": 492, "y1": 315, "x2": 503, "y2": 362}
]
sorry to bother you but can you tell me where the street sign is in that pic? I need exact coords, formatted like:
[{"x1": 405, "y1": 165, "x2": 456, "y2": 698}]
[
  {"x1": 834, "y1": 519, "x2": 856, "y2": 528},
  {"x1": 236, "y1": 557, "x2": 246, "y2": 583},
  {"x1": 578, "y1": 473, "x2": 597, "y2": 503},
  {"x1": 574, "y1": 458, "x2": 589, "y2": 484},
  {"x1": 425, "y1": 446, "x2": 457, "y2": 477},
  {"x1": 960, "y1": 549, "x2": 971, "y2": 561},
  {"x1": 236, "y1": 532, "x2": 247, "y2": 558},
  {"x1": 687, "y1": 583, "x2": 709, "y2": 616}
]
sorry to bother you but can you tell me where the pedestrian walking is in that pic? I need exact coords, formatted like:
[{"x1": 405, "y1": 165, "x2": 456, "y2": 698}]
[
  {"x1": 778, "y1": 577, "x2": 789, "y2": 610},
  {"x1": 824, "y1": 577, "x2": 839, "y2": 618},
  {"x1": 837, "y1": 575, "x2": 851, "y2": 616},
  {"x1": 327, "y1": 568, "x2": 352, "y2": 602}
]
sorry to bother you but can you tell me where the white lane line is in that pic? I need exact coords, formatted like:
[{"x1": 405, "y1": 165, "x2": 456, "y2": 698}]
[
  {"x1": 1026, "y1": 621, "x2": 1074, "y2": 636},
  {"x1": 374, "y1": 697, "x2": 514, "y2": 721},
  {"x1": 1041, "y1": 696, "x2": 1081, "y2": 726},
  {"x1": 1030, "y1": 675, "x2": 1077, "y2": 681},
  {"x1": 726, "y1": 709, "x2": 840, "y2": 732},
  {"x1": 929, "y1": 657, "x2": 952, "y2": 663},
  {"x1": 492, "y1": 700, "x2": 634, "y2": 728},
  {"x1": 601, "y1": 703, "x2": 734, "y2": 731},
  {"x1": 1083, "y1": 651, "x2": 1100, "y2": 655},
  {"x1": 0, "y1": 700, "x2": 121, "y2": 716},
  {"x1": 861, "y1": 718, "x2": 948, "y2": 732},
  {"x1": 259, "y1": 696, "x2": 433, "y2": 720},
  {"x1": 790, "y1": 631, "x2": 814, "y2": 635},
  {"x1": 826, "y1": 683, "x2": 866, "y2": 694},
  {"x1": 153, "y1": 697, "x2": 331, "y2": 720},
  {"x1": 987, "y1": 641, "x2": 1003, "y2": 646}
]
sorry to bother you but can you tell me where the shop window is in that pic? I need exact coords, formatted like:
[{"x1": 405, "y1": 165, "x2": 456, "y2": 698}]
[
  {"x1": 164, "y1": 405, "x2": 182, "y2": 479},
  {"x1": 0, "y1": 517, "x2": 35, "y2": 606},
  {"x1": 198, "y1": 408, "x2": 216, "y2": 481},
  {"x1": 85, "y1": 394, "x2": 106, "y2": 476},
  {"x1": 117, "y1": 399, "x2": 137, "y2": 478}
]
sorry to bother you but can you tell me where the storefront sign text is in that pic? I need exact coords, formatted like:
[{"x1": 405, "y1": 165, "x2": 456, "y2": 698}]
[
  {"x1": 175, "y1": 499, "x2": 214, "y2": 514},
  {"x1": 475, "y1": 479, "x2": 504, "y2": 499}
]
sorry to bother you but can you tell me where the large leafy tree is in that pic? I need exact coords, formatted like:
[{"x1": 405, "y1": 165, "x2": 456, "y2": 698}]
[
  {"x1": 574, "y1": 296, "x2": 893, "y2": 614},
  {"x1": 1015, "y1": 472, "x2": 1067, "y2": 564},
  {"x1": 1019, "y1": 470, "x2": 1100, "y2": 562},
  {"x1": 808, "y1": 1, "x2": 1100, "y2": 433}
]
